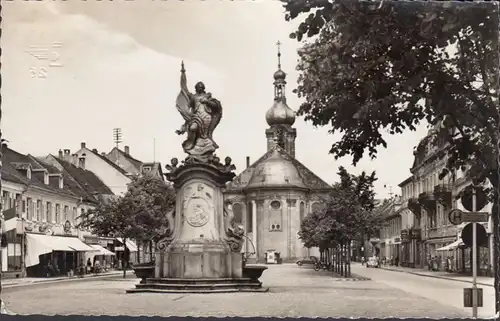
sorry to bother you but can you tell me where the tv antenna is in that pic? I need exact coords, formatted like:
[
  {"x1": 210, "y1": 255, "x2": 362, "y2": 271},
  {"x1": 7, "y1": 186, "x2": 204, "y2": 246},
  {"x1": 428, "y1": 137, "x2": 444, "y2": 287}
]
[{"x1": 113, "y1": 128, "x2": 122, "y2": 148}]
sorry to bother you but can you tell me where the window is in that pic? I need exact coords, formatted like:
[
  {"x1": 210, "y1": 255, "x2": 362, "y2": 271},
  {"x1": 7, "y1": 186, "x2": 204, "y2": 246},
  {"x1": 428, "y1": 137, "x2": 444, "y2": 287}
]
[
  {"x1": 72, "y1": 207, "x2": 77, "y2": 224},
  {"x1": 22, "y1": 200, "x2": 26, "y2": 214},
  {"x1": 46, "y1": 202, "x2": 52, "y2": 223},
  {"x1": 299, "y1": 202, "x2": 305, "y2": 222},
  {"x1": 26, "y1": 198, "x2": 33, "y2": 220},
  {"x1": 2, "y1": 191, "x2": 9, "y2": 210},
  {"x1": 232, "y1": 203, "x2": 243, "y2": 225},
  {"x1": 55, "y1": 204, "x2": 61, "y2": 223},
  {"x1": 64, "y1": 205, "x2": 69, "y2": 222},
  {"x1": 143, "y1": 166, "x2": 151, "y2": 172},
  {"x1": 247, "y1": 203, "x2": 253, "y2": 233},
  {"x1": 270, "y1": 200, "x2": 281, "y2": 210},
  {"x1": 36, "y1": 200, "x2": 42, "y2": 221}
]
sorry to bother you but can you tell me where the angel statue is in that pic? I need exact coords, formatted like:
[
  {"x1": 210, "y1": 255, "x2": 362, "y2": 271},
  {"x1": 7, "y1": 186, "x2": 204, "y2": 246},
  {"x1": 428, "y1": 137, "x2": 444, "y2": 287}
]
[{"x1": 175, "y1": 61, "x2": 223, "y2": 162}]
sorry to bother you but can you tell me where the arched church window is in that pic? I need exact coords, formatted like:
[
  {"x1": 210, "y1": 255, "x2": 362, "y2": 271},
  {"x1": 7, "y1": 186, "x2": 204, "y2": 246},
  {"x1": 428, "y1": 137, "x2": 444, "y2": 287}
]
[
  {"x1": 270, "y1": 200, "x2": 281, "y2": 210},
  {"x1": 247, "y1": 202, "x2": 253, "y2": 233},
  {"x1": 232, "y1": 203, "x2": 243, "y2": 224},
  {"x1": 299, "y1": 202, "x2": 305, "y2": 222}
]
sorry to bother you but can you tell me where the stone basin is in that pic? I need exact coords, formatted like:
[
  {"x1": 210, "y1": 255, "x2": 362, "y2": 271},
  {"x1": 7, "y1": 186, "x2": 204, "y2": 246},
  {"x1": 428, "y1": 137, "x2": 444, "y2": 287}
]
[
  {"x1": 132, "y1": 263, "x2": 155, "y2": 281},
  {"x1": 242, "y1": 264, "x2": 267, "y2": 281}
]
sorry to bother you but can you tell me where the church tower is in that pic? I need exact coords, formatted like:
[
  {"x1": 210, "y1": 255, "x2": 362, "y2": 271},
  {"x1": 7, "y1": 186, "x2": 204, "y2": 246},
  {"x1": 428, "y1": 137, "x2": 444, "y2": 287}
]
[{"x1": 265, "y1": 41, "x2": 297, "y2": 158}]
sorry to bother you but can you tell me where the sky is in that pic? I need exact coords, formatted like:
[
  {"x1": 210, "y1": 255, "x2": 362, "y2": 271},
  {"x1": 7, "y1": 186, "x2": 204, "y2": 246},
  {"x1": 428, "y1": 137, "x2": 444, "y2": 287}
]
[{"x1": 2, "y1": 0, "x2": 429, "y2": 199}]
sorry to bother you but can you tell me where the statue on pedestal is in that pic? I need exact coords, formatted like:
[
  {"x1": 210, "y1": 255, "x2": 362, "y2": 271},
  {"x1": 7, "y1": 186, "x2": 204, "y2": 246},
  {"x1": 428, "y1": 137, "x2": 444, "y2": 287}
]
[{"x1": 175, "y1": 62, "x2": 222, "y2": 163}]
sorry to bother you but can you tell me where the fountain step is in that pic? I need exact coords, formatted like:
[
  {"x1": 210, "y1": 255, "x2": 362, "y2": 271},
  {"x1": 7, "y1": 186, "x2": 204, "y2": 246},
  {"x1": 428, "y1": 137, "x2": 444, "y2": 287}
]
[
  {"x1": 143, "y1": 277, "x2": 255, "y2": 285},
  {"x1": 126, "y1": 287, "x2": 269, "y2": 294},
  {"x1": 135, "y1": 282, "x2": 262, "y2": 291}
]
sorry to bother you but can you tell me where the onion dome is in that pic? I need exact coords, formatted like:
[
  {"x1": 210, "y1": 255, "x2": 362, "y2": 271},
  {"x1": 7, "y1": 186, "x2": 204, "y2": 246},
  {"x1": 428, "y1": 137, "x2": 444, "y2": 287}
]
[
  {"x1": 266, "y1": 100, "x2": 296, "y2": 126},
  {"x1": 273, "y1": 69, "x2": 286, "y2": 80}
]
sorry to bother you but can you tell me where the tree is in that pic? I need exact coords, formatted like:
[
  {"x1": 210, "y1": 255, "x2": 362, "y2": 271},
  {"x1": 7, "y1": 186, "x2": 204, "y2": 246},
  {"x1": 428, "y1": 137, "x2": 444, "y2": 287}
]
[
  {"x1": 283, "y1": 0, "x2": 499, "y2": 311},
  {"x1": 298, "y1": 167, "x2": 384, "y2": 276},
  {"x1": 77, "y1": 175, "x2": 175, "y2": 278},
  {"x1": 125, "y1": 175, "x2": 176, "y2": 260}
]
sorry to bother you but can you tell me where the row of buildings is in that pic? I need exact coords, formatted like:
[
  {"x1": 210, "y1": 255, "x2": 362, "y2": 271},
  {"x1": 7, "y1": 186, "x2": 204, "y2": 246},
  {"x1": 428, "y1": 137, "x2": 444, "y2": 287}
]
[
  {"x1": 0, "y1": 142, "x2": 162, "y2": 278},
  {"x1": 377, "y1": 125, "x2": 494, "y2": 276}
]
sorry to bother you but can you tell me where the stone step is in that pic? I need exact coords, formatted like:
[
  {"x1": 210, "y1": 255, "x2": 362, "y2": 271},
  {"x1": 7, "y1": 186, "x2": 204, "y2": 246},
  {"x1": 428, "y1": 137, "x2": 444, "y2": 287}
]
[
  {"x1": 126, "y1": 287, "x2": 270, "y2": 294},
  {"x1": 144, "y1": 277, "x2": 255, "y2": 285},
  {"x1": 135, "y1": 282, "x2": 262, "y2": 291}
]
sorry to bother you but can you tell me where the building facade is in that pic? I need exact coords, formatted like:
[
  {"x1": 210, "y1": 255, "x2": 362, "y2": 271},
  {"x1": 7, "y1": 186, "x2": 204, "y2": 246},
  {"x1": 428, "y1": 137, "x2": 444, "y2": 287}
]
[
  {"x1": 1, "y1": 146, "x2": 107, "y2": 277},
  {"x1": 223, "y1": 56, "x2": 332, "y2": 262},
  {"x1": 73, "y1": 143, "x2": 131, "y2": 196},
  {"x1": 379, "y1": 198, "x2": 403, "y2": 263},
  {"x1": 393, "y1": 126, "x2": 493, "y2": 274}
]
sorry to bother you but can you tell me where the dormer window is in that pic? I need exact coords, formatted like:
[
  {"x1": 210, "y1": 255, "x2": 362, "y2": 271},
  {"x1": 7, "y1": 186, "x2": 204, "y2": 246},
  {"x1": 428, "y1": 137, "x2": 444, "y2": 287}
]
[
  {"x1": 27, "y1": 168, "x2": 31, "y2": 180},
  {"x1": 44, "y1": 172, "x2": 49, "y2": 185},
  {"x1": 59, "y1": 176, "x2": 64, "y2": 189},
  {"x1": 143, "y1": 166, "x2": 151, "y2": 172}
]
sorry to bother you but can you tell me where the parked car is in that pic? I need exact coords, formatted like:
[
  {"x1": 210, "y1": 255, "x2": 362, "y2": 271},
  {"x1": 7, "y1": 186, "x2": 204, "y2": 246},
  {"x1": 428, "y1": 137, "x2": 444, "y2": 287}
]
[
  {"x1": 296, "y1": 256, "x2": 318, "y2": 266},
  {"x1": 366, "y1": 256, "x2": 379, "y2": 268}
]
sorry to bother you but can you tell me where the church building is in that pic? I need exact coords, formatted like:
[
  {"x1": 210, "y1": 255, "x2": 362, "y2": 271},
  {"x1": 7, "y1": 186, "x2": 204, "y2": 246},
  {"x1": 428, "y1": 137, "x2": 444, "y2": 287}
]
[{"x1": 224, "y1": 46, "x2": 333, "y2": 262}]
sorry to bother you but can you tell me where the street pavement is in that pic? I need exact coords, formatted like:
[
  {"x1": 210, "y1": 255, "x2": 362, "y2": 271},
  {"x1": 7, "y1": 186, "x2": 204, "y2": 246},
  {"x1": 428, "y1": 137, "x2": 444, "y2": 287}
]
[
  {"x1": 350, "y1": 263, "x2": 495, "y2": 318},
  {"x1": 1, "y1": 264, "x2": 472, "y2": 317}
]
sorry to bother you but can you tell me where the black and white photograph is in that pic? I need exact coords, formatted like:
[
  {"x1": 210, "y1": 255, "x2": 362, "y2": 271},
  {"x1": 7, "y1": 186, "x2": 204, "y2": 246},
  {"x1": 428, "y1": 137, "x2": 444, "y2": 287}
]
[{"x1": 0, "y1": 0, "x2": 498, "y2": 318}]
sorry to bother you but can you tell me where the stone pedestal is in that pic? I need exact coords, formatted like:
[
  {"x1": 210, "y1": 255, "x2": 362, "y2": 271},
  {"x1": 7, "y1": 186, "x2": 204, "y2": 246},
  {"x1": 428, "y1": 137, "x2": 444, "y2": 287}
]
[
  {"x1": 128, "y1": 161, "x2": 267, "y2": 293},
  {"x1": 154, "y1": 162, "x2": 243, "y2": 280}
]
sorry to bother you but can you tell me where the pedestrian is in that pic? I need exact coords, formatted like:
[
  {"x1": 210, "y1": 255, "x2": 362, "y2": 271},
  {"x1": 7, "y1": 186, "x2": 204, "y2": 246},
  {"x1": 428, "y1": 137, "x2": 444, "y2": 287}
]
[
  {"x1": 87, "y1": 258, "x2": 92, "y2": 274},
  {"x1": 361, "y1": 256, "x2": 365, "y2": 266}
]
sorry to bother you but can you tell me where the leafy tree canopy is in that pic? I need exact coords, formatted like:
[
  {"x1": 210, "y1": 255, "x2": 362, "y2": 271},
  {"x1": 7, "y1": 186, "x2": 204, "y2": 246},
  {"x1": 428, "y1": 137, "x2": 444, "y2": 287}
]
[
  {"x1": 283, "y1": 1, "x2": 498, "y2": 190},
  {"x1": 77, "y1": 175, "x2": 175, "y2": 244},
  {"x1": 298, "y1": 167, "x2": 384, "y2": 248}
]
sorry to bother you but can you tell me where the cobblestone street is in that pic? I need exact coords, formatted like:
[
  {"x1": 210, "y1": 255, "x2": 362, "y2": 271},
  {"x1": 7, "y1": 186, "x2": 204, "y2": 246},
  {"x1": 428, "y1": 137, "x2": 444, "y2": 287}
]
[{"x1": 2, "y1": 264, "x2": 470, "y2": 317}]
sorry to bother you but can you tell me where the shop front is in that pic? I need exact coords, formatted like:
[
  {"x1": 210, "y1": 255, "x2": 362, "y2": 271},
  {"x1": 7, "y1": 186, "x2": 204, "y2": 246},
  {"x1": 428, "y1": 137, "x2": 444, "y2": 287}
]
[
  {"x1": 113, "y1": 238, "x2": 138, "y2": 269},
  {"x1": 25, "y1": 232, "x2": 97, "y2": 277}
]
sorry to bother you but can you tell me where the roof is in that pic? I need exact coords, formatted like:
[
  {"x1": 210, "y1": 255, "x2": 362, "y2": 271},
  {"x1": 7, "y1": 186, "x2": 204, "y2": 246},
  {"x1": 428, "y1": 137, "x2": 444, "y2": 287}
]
[
  {"x1": 46, "y1": 155, "x2": 114, "y2": 202},
  {"x1": 88, "y1": 149, "x2": 129, "y2": 176},
  {"x1": 1, "y1": 147, "x2": 77, "y2": 198},
  {"x1": 398, "y1": 176, "x2": 413, "y2": 188},
  {"x1": 111, "y1": 147, "x2": 143, "y2": 170},
  {"x1": 227, "y1": 145, "x2": 332, "y2": 192}
]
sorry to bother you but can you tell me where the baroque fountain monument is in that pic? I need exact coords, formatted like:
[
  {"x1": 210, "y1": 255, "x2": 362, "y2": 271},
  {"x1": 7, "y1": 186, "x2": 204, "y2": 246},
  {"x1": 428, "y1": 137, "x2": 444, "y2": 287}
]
[{"x1": 127, "y1": 63, "x2": 268, "y2": 293}]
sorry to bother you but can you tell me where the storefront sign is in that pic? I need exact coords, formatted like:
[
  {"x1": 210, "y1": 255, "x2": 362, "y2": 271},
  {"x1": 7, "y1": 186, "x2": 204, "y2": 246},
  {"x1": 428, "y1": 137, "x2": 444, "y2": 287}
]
[{"x1": 411, "y1": 228, "x2": 421, "y2": 240}]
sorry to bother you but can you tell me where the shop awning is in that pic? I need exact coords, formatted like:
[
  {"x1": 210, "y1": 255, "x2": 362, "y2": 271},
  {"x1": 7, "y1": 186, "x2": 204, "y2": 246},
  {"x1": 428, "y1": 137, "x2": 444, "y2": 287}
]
[
  {"x1": 25, "y1": 233, "x2": 98, "y2": 268},
  {"x1": 90, "y1": 244, "x2": 116, "y2": 256},
  {"x1": 66, "y1": 238, "x2": 97, "y2": 252},
  {"x1": 116, "y1": 238, "x2": 138, "y2": 252},
  {"x1": 436, "y1": 239, "x2": 464, "y2": 251}
]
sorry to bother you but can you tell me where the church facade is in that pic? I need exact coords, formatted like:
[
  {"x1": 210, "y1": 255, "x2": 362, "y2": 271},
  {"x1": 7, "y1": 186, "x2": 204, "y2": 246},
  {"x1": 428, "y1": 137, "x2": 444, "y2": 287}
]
[{"x1": 223, "y1": 51, "x2": 332, "y2": 262}]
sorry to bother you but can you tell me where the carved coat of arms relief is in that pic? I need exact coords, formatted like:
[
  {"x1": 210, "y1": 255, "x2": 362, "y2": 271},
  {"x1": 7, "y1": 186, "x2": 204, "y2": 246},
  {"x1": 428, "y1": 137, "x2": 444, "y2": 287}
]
[{"x1": 183, "y1": 183, "x2": 214, "y2": 228}]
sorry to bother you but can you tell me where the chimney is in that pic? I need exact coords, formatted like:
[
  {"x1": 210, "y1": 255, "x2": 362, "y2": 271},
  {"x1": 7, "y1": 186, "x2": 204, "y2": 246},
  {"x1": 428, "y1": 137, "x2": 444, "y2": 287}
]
[
  {"x1": 124, "y1": 146, "x2": 130, "y2": 155},
  {"x1": 81, "y1": 142, "x2": 86, "y2": 149},
  {"x1": 246, "y1": 156, "x2": 250, "y2": 168},
  {"x1": 101, "y1": 152, "x2": 106, "y2": 156},
  {"x1": 92, "y1": 148, "x2": 98, "y2": 153},
  {"x1": 64, "y1": 149, "x2": 70, "y2": 156},
  {"x1": 58, "y1": 149, "x2": 63, "y2": 158}
]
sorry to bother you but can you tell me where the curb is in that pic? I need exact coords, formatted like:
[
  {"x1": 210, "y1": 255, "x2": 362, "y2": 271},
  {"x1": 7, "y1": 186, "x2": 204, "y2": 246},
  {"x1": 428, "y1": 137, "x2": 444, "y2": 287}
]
[
  {"x1": 378, "y1": 266, "x2": 494, "y2": 287},
  {"x1": 2, "y1": 271, "x2": 125, "y2": 289}
]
